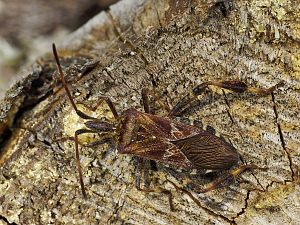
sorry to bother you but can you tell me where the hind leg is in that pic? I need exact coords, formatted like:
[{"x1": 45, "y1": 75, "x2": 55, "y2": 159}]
[{"x1": 196, "y1": 164, "x2": 266, "y2": 193}]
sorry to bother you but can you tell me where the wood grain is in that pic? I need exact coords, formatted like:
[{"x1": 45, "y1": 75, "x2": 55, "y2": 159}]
[{"x1": 0, "y1": 0, "x2": 299, "y2": 224}]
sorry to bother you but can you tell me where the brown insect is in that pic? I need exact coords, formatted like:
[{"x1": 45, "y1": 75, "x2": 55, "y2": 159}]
[{"x1": 52, "y1": 43, "x2": 283, "y2": 206}]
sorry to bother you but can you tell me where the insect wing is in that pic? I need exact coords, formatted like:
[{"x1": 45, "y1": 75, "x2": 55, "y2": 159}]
[
  {"x1": 135, "y1": 111, "x2": 200, "y2": 140},
  {"x1": 171, "y1": 133, "x2": 239, "y2": 170},
  {"x1": 121, "y1": 138, "x2": 192, "y2": 168}
]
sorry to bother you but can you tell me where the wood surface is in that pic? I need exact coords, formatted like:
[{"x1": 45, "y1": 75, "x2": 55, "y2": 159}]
[{"x1": 0, "y1": 0, "x2": 299, "y2": 224}]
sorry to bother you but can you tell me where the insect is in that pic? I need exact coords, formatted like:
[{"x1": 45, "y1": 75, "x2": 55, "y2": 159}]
[{"x1": 52, "y1": 43, "x2": 283, "y2": 205}]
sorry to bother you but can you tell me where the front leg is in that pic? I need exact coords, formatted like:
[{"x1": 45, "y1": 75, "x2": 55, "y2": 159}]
[
  {"x1": 141, "y1": 88, "x2": 171, "y2": 115},
  {"x1": 73, "y1": 129, "x2": 99, "y2": 198}
]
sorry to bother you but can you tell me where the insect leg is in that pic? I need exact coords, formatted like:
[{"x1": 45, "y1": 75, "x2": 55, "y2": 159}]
[
  {"x1": 83, "y1": 134, "x2": 113, "y2": 148},
  {"x1": 135, "y1": 179, "x2": 175, "y2": 211},
  {"x1": 170, "y1": 80, "x2": 284, "y2": 116},
  {"x1": 74, "y1": 129, "x2": 103, "y2": 198},
  {"x1": 192, "y1": 80, "x2": 284, "y2": 96},
  {"x1": 134, "y1": 159, "x2": 156, "y2": 194},
  {"x1": 141, "y1": 88, "x2": 150, "y2": 113},
  {"x1": 76, "y1": 96, "x2": 118, "y2": 119},
  {"x1": 54, "y1": 131, "x2": 113, "y2": 147},
  {"x1": 141, "y1": 88, "x2": 171, "y2": 114},
  {"x1": 197, "y1": 164, "x2": 265, "y2": 193},
  {"x1": 52, "y1": 44, "x2": 119, "y2": 120}
]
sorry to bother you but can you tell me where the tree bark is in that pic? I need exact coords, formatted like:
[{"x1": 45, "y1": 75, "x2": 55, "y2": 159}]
[{"x1": 0, "y1": 0, "x2": 299, "y2": 224}]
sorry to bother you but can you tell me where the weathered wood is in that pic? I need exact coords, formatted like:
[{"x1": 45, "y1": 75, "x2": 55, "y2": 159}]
[{"x1": 0, "y1": 0, "x2": 299, "y2": 224}]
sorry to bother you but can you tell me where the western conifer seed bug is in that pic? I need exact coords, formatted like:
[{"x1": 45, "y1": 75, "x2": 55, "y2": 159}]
[{"x1": 52, "y1": 43, "x2": 283, "y2": 209}]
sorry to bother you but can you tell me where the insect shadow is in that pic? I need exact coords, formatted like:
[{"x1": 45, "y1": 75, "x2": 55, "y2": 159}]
[{"x1": 52, "y1": 43, "x2": 283, "y2": 210}]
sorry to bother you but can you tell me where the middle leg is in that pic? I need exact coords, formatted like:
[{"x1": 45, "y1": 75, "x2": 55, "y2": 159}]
[
  {"x1": 134, "y1": 160, "x2": 175, "y2": 211},
  {"x1": 170, "y1": 80, "x2": 284, "y2": 116}
]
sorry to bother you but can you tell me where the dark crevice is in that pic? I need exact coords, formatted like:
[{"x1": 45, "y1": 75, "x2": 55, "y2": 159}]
[
  {"x1": 0, "y1": 74, "x2": 54, "y2": 158},
  {"x1": 270, "y1": 93, "x2": 285, "y2": 147},
  {"x1": 0, "y1": 55, "x2": 96, "y2": 162},
  {"x1": 225, "y1": 107, "x2": 234, "y2": 124},
  {"x1": 204, "y1": 0, "x2": 234, "y2": 25},
  {"x1": 0, "y1": 129, "x2": 12, "y2": 154},
  {"x1": 103, "y1": 68, "x2": 116, "y2": 83},
  {"x1": 14, "y1": 92, "x2": 53, "y2": 123},
  {"x1": 235, "y1": 189, "x2": 251, "y2": 219},
  {"x1": 6, "y1": 89, "x2": 54, "y2": 141},
  {"x1": 78, "y1": 61, "x2": 100, "y2": 79},
  {"x1": 276, "y1": 123, "x2": 286, "y2": 150},
  {"x1": 231, "y1": 90, "x2": 294, "y2": 223},
  {"x1": 0, "y1": 214, "x2": 17, "y2": 225},
  {"x1": 251, "y1": 173, "x2": 266, "y2": 191},
  {"x1": 222, "y1": 91, "x2": 234, "y2": 123},
  {"x1": 271, "y1": 93, "x2": 294, "y2": 181},
  {"x1": 41, "y1": 139, "x2": 51, "y2": 147},
  {"x1": 215, "y1": 1, "x2": 234, "y2": 18}
]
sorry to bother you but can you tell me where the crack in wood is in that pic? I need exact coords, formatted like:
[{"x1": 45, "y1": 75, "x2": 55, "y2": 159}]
[
  {"x1": 221, "y1": 90, "x2": 244, "y2": 140},
  {"x1": 233, "y1": 189, "x2": 251, "y2": 222},
  {"x1": 271, "y1": 92, "x2": 295, "y2": 181}
]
